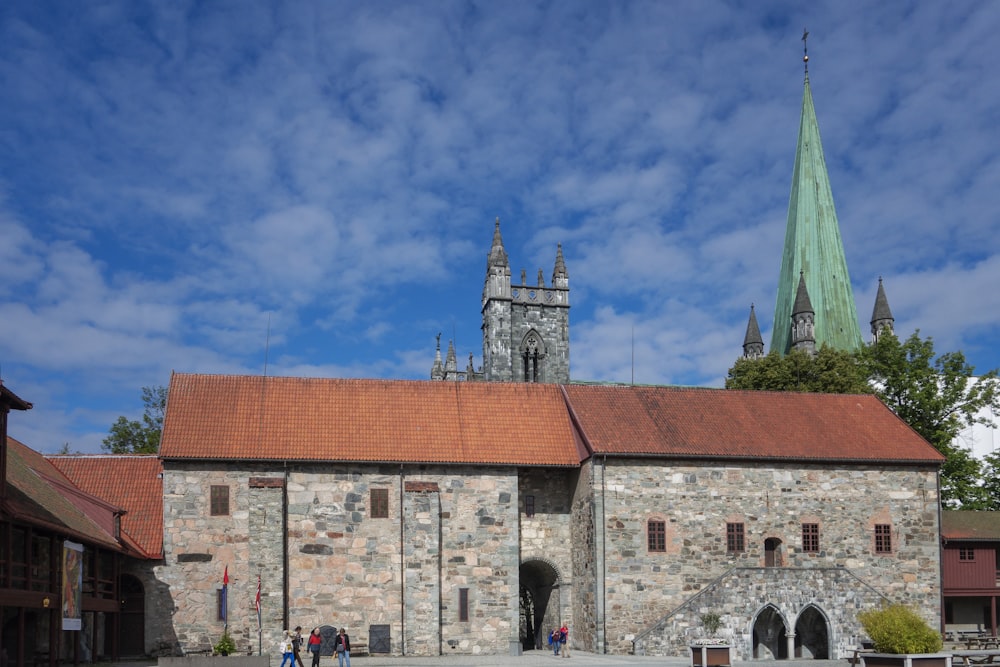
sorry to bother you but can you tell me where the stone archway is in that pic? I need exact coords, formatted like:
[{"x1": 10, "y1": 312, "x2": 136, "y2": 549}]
[
  {"x1": 519, "y1": 559, "x2": 560, "y2": 651},
  {"x1": 794, "y1": 605, "x2": 830, "y2": 659},
  {"x1": 752, "y1": 604, "x2": 789, "y2": 660}
]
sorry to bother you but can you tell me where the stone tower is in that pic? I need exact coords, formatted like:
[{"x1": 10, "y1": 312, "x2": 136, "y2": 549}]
[
  {"x1": 770, "y1": 57, "x2": 864, "y2": 355},
  {"x1": 790, "y1": 271, "x2": 817, "y2": 354},
  {"x1": 480, "y1": 219, "x2": 570, "y2": 383},
  {"x1": 742, "y1": 304, "x2": 764, "y2": 359},
  {"x1": 870, "y1": 277, "x2": 895, "y2": 343}
]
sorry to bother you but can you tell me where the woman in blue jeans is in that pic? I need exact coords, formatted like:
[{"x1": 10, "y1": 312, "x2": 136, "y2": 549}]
[{"x1": 333, "y1": 628, "x2": 351, "y2": 667}]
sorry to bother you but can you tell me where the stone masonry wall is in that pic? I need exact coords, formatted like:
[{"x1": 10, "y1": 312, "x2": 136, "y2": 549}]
[{"x1": 598, "y1": 459, "x2": 941, "y2": 657}]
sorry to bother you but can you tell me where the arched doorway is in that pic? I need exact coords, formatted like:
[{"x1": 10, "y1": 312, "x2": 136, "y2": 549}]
[
  {"x1": 752, "y1": 604, "x2": 788, "y2": 660},
  {"x1": 764, "y1": 538, "x2": 783, "y2": 567},
  {"x1": 794, "y1": 605, "x2": 830, "y2": 659},
  {"x1": 519, "y1": 559, "x2": 560, "y2": 651},
  {"x1": 119, "y1": 574, "x2": 145, "y2": 657}
]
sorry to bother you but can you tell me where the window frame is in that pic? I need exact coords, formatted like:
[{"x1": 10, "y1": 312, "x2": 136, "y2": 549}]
[
  {"x1": 647, "y1": 519, "x2": 666, "y2": 553},
  {"x1": 525, "y1": 495, "x2": 535, "y2": 518},
  {"x1": 210, "y1": 485, "x2": 230, "y2": 516},
  {"x1": 726, "y1": 522, "x2": 745, "y2": 553},
  {"x1": 370, "y1": 488, "x2": 389, "y2": 519},
  {"x1": 874, "y1": 523, "x2": 892, "y2": 554},
  {"x1": 458, "y1": 587, "x2": 469, "y2": 622},
  {"x1": 958, "y1": 547, "x2": 975, "y2": 562},
  {"x1": 801, "y1": 523, "x2": 820, "y2": 553}
]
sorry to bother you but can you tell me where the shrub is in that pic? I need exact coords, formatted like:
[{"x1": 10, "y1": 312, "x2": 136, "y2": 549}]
[
  {"x1": 701, "y1": 612, "x2": 722, "y2": 636},
  {"x1": 214, "y1": 631, "x2": 237, "y2": 656},
  {"x1": 857, "y1": 604, "x2": 943, "y2": 654}
]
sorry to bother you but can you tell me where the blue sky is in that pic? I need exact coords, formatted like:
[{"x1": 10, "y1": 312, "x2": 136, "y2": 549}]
[{"x1": 2, "y1": 1, "x2": 999, "y2": 453}]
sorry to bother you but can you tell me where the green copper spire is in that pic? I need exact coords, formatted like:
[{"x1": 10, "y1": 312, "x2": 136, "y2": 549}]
[{"x1": 770, "y1": 65, "x2": 863, "y2": 355}]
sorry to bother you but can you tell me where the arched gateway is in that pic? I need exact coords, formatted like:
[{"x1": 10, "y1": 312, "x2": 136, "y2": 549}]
[{"x1": 519, "y1": 559, "x2": 561, "y2": 651}]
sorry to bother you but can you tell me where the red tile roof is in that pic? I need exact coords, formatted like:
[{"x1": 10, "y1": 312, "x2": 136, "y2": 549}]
[
  {"x1": 941, "y1": 510, "x2": 1000, "y2": 541},
  {"x1": 163, "y1": 373, "x2": 941, "y2": 466},
  {"x1": 49, "y1": 455, "x2": 163, "y2": 559},
  {"x1": 3, "y1": 437, "x2": 123, "y2": 551},
  {"x1": 161, "y1": 374, "x2": 584, "y2": 465},
  {"x1": 564, "y1": 384, "x2": 944, "y2": 463}
]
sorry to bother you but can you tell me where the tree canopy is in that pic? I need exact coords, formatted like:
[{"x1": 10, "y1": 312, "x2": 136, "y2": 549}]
[
  {"x1": 727, "y1": 331, "x2": 1000, "y2": 509},
  {"x1": 102, "y1": 385, "x2": 167, "y2": 454}
]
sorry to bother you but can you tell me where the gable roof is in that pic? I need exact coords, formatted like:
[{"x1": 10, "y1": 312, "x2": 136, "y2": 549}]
[
  {"x1": 49, "y1": 455, "x2": 163, "y2": 559},
  {"x1": 163, "y1": 373, "x2": 941, "y2": 467},
  {"x1": 563, "y1": 385, "x2": 943, "y2": 463},
  {"x1": 941, "y1": 510, "x2": 1000, "y2": 542},
  {"x1": 161, "y1": 373, "x2": 585, "y2": 466},
  {"x1": 3, "y1": 437, "x2": 124, "y2": 551}
]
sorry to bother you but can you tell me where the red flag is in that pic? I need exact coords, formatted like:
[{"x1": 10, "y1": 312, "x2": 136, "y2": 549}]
[
  {"x1": 220, "y1": 566, "x2": 229, "y2": 623},
  {"x1": 255, "y1": 575, "x2": 262, "y2": 631},
  {"x1": 223, "y1": 566, "x2": 229, "y2": 585}
]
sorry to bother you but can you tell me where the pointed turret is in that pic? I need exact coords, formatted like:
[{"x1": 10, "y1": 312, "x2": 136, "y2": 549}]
[
  {"x1": 444, "y1": 339, "x2": 458, "y2": 376},
  {"x1": 770, "y1": 61, "x2": 863, "y2": 355},
  {"x1": 742, "y1": 305, "x2": 764, "y2": 359},
  {"x1": 430, "y1": 333, "x2": 444, "y2": 380},
  {"x1": 870, "y1": 277, "x2": 895, "y2": 343},
  {"x1": 552, "y1": 243, "x2": 568, "y2": 289},
  {"x1": 790, "y1": 272, "x2": 816, "y2": 354}
]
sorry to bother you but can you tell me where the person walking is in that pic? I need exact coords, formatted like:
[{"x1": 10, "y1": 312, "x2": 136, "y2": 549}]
[
  {"x1": 292, "y1": 626, "x2": 304, "y2": 667},
  {"x1": 279, "y1": 631, "x2": 295, "y2": 667},
  {"x1": 550, "y1": 629, "x2": 561, "y2": 656},
  {"x1": 559, "y1": 624, "x2": 570, "y2": 658},
  {"x1": 307, "y1": 627, "x2": 322, "y2": 667},
  {"x1": 333, "y1": 628, "x2": 351, "y2": 667}
]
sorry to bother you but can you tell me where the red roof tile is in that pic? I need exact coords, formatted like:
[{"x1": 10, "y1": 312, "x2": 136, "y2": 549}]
[
  {"x1": 3, "y1": 437, "x2": 123, "y2": 551},
  {"x1": 564, "y1": 385, "x2": 944, "y2": 463},
  {"x1": 49, "y1": 455, "x2": 163, "y2": 559},
  {"x1": 161, "y1": 374, "x2": 583, "y2": 466}
]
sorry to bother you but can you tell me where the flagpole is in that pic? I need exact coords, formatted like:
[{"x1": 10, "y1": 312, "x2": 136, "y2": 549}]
[{"x1": 256, "y1": 573, "x2": 262, "y2": 656}]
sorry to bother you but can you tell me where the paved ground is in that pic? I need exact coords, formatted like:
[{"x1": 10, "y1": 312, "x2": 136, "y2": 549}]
[{"x1": 114, "y1": 656, "x2": 855, "y2": 667}]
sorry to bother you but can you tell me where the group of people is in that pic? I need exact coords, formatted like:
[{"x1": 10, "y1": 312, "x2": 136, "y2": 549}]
[
  {"x1": 280, "y1": 626, "x2": 352, "y2": 667},
  {"x1": 548, "y1": 625, "x2": 570, "y2": 658}
]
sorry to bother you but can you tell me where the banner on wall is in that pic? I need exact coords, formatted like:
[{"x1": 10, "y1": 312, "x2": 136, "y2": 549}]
[{"x1": 62, "y1": 541, "x2": 83, "y2": 631}]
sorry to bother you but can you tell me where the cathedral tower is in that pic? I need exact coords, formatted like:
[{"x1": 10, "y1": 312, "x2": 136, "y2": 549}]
[
  {"x1": 770, "y1": 46, "x2": 864, "y2": 356},
  {"x1": 481, "y1": 219, "x2": 570, "y2": 383}
]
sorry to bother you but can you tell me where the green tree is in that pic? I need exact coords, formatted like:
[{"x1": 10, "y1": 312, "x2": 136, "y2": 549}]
[
  {"x1": 726, "y1": 347, "x2": 871, "y2": 394},
  {"x1": 102, "y1": 385, "x2": 168, "y2": 454},
  {"x1": 860, "y1": 331, "x2": 999, "y2": 509}
]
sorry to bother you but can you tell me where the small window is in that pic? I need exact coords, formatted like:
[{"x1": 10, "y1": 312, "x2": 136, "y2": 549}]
[
  {"x1": 958, "y1": 547, "x2": 975, "y2": 562},
  {"x1": 648, "y1": 520, "x2": 666, "y2": 553},
  {"x1": 217, "y1": 587, "x2": 227, "y2": 621},
  {"x1": 210, "y1": 485, "x2": 230, "y2": 516},
  {"x1": 525, "y1": 495, "x2": 535, "y2": 518},
  {"x1": 371, "y1": 488, "x2": 389, "y2": 519},
  {"x1": 802, "y1": 523, "x2": 819, "y2": 553},
  {"x1": 726, "y1": 522, "x2": 745, "y2": 553},
  {"x1": 874, "y1": 524, "x2": 892, "y2": 554},
  {"x1": 458, "y1": 588, "x2": 469, "y2": 622}
]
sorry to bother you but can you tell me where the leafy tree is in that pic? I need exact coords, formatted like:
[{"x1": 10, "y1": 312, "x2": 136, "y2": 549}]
[
  {"x1": 102, "y1": 385, "x2": 167, "y2": 454},
  {"x1": 859, "y1": 331, "x2": 999, "y2": 509},
  {"x1": 726, "y1": 347, "x2": 871, "y2": 394},
  {"x1": 981, "y1": 451, "x2": 1000, "y2": 511}
]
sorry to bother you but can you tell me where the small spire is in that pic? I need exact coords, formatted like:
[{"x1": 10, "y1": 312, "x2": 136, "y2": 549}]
[
  {"x1": 802, "y1": 28, "x2": 809, "y2": 75},
  {"x1": 743, "y1": 304, "x2": 764, "y2": 359},
  {"x1": 792, "y1": 271, "x2": 814, "y2": 316},
  {"x1": 870, "y1": 277, "x2": 895, "y2": 342},
  {"x1": 553, "y1": 243, "x2": 568, "y2": 280},
  {"x1": 430, "y1": 333, "x2": 444, "y2": 380},
  {"x1": 537, "y1": 268, "x2": 544, "y2": 287},
  {"x1": 487, "y1": 217, "x2": 509, "y2": 269}
]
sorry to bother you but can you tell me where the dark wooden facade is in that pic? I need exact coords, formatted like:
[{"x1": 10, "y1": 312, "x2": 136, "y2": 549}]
[{"x1": 942, "y1": 511, "x2": 1000, "y2": 637}]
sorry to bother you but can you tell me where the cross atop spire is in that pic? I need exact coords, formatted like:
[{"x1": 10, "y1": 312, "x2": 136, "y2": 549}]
[{"x1": 802, "y1": 28, "x2": 810, "y2": 75}]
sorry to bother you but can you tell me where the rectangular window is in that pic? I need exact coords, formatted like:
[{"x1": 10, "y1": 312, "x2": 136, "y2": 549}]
[
  {"x1": 726, "y1": 522, "x2": 745, "y2": 553},
  {"x1": 525, "y1": 495, "x2": 535, "y2": 518},
  {"x1": 874, "y1": 524, "x2": 892, "y2": 554},
  {"x1": 210, "y1": 485, "x2": 229, "y2": 516},
  {"x1": 217, "y1": 587, "x2": 227, "y2": 621},
  {"x1": 802, "y1": 523, "x2": 819, "y2": 553},
  {"x1": 458, "y1": 588, "x2": 469, "y2": 622},
  {"x1": 647, "y1": 520, "x2": 666, "y2": 552},
  {"x1": 371, "y1": 488, "x2": 389, "y2": 519},
  {"x1": 959, "y1": 547, "x2": 975, "y2": 561}
]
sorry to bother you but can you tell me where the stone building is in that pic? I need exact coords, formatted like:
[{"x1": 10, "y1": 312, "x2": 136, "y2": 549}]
[{"x1": 153, "y1": 374, "x2": 943, "y2": 660}]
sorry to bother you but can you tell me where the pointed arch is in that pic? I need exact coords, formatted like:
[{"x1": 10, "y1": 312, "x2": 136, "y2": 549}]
[
  {"x1": 519, "y1": 329, "x2": 547, "y2": 383},
  {"x1": 752, "y1": 603, "x2": 789, "y2": 660},
  {"x1": 794, "y1": 604, "x2": 831, "y2": 659}
]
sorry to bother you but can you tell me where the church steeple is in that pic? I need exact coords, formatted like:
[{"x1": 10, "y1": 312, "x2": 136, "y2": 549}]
[
  {"x1": 870, "y1": 277, "x2": 895, "y2": 343},
  {"x1": 790, "y1": 271, "x2": 816, "y2": 354},
  {"x1": 742, "y1": 304, "x2": 764, "y2": 359},
  {"x1": 770, "y1": 45, "x2": 863, "y2": 356}
]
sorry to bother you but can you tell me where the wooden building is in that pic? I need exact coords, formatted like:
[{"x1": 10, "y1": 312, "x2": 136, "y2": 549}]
[{"x1": 942, "y1": 510, "x2": 1000, "y2": 637}]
